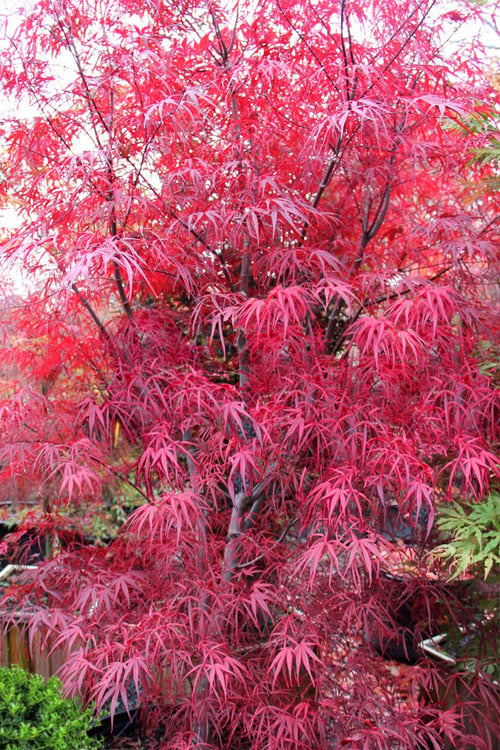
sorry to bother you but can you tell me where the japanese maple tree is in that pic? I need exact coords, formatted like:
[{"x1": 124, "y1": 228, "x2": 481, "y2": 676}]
[{"x1": 0, "y1": 0, "x2": 499, "y2": 748}]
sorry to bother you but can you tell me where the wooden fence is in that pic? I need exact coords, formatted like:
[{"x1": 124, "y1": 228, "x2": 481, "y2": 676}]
[{"x1": 0, "y1": 563, "x2": 67, "y2": 678}]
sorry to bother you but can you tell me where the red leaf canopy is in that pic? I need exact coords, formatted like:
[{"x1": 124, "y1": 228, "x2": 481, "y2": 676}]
[{"x1": 0, "y1": 0, "x2": 498, "y2": 748}]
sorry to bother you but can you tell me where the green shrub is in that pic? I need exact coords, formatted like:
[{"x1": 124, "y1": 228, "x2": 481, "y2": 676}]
[
  {"x1": 436, "y1": 490, "x2": 500, "y2": 580},
  {"x1": 0, "y1": 666, "x2": 102, "y2": 750},
  {"x1": 435, "y1": 491, "x2": 499, "y2": 679}
]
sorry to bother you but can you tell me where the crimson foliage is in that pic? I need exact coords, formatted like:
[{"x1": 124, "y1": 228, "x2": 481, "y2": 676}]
[{"x1": 0, "y1": 1, "x2": 499, "y2": 748}]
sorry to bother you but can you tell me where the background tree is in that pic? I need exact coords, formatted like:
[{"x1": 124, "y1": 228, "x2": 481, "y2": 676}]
[{"x1": 0, "y1": 0, "x2": 499, "y2": 748}]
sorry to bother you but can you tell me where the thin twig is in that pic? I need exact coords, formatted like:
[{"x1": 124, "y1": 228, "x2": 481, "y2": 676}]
[{"x1": 237, "y1": 517, "x2": 298, "y2": 569}]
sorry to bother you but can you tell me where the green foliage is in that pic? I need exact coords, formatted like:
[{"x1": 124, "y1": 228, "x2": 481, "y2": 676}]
[
  {"x1": 436, "y1": 491, "x2": 500, "y2": 580},
  {"x1": 477, "y1": 339, "x2": 500, "y2": 381},
  {"x1": 0, "y1": 666, "x2": 102, "y2": 750},
  {"x1": 445, "y1": 106, "x2": 500, "y2": 193},
  {"x1": 84, "y1": 492, "x2": 131, "y2": 543},
  {"x1": 67, "y1": 474, "x2": 144, "y2": 543}
]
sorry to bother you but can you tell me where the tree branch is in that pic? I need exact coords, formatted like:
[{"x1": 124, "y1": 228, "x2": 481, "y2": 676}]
[
  {"x1": 329, "y1": 265, "x2": 454, "y2": 355},
  {"x1": 71, "y1": 283, "x2": 110, "y2": 342},
  {"x1": 237, "y1": 517, "x2": 297, "y2": 569}
]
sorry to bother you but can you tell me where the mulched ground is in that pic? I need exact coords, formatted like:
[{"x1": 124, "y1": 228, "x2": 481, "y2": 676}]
[
  {"x1": 107, "y1": 736, "x2": 148, "y2": 749},
  {"x1": 104, "y1": 727, "x2": 152, "y2": 749}
]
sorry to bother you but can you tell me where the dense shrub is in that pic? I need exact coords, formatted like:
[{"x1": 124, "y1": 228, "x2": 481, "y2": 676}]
[{"x1": 0, "y1": 666, "x2": 102, "y2": 750}]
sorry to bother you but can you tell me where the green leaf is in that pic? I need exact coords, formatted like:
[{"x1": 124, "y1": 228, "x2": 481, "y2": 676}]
[
  {"x1": 0, "y1": 666, "x2": 102, "y2": 750},
  {"x1": 436, "y1": 491, "x2": 500, "y2": 580}
]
